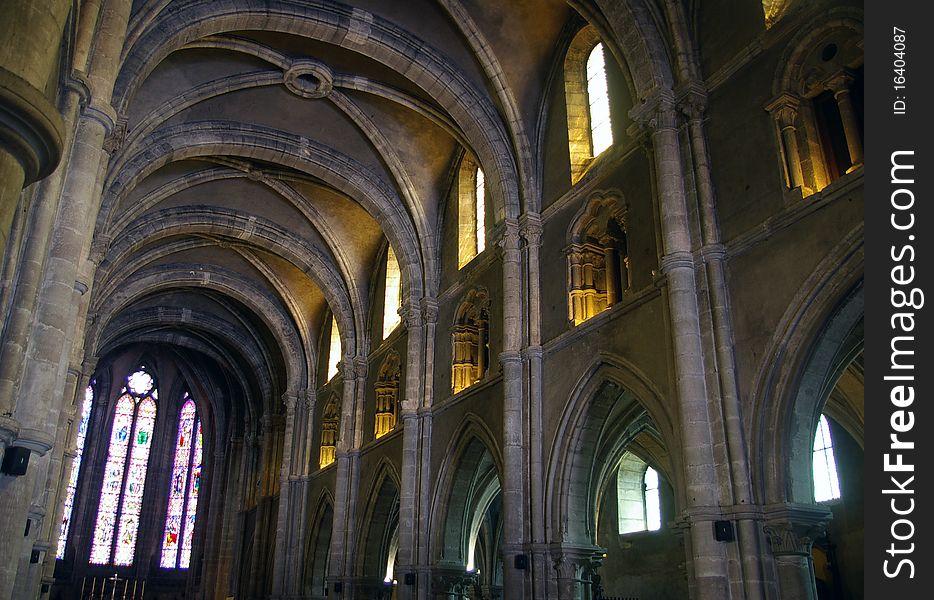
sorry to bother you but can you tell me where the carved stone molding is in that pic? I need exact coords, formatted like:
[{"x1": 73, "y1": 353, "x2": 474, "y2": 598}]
[{"x1": 0, "y1": 66, "x2": 65, "y2": 183}]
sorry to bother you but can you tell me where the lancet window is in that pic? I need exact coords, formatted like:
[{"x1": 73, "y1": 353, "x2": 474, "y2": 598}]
[
  {"x1": 160, "y1": 395, "x2": 203, "y2": 569},
  {"x1": 89, "y1": 369, "x2": 158, "y2": 566},
  {"x1": 56, "y1": 384, "x2": 95, "y2": 559}
]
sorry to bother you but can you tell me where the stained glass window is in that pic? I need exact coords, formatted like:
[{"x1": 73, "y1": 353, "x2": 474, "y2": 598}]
[
  {"x1": 161, "y1": 397, "x2": 203, "y2": 568},
  {"x1": 56, "y1": 385, "x2": 95, "y2": 559},
  {"x1": 586, "y1": 43, "x2": 613, "y2": 156},
  {"x1": 89, "y1": 369, "x2": 158, "y2": 566}
]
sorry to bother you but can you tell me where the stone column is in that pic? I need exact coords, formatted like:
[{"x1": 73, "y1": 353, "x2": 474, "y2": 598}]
[
  {"x1": 632, "y1": 92, "x2": 731, "y2": 599},
  {"x1": 416, "y1": 298, "x2": 438, "y2": 599},
  {"x1": 397, "y1": 300, "x2": 424, "y2": 600},
  {"x1": 765, "y1": 93, "x2": 807, "y2": 192},
  {"x1": 0, "y1": 4, "x2": 130, "y2": 596},
  {"x1": 520, "y1": 213, "x2": 549, "y2": 598},
  {"x1": 0, "y1": 0, "x2": 67, "y2": 257},
  {"x1": 329, "y1": 357, "x2": 362, "y2": 597},
  {"x1": 550, "y1": 546, "x2": 602, "y2": 600},
  {"x1": 825, "y1": 71, "x2": 863, "y2": 170},
  {"x1": 271, "y1": 391, "x2": 300, "y2": 597},
  {"x1": 680, "y1": 85, "x2": 767, "y2": 600},
  {"x1": 498, "y1": 220, "x2": 528, "y2": 599},
  {"x1": 763, "y1": 504, "x2": 831, "y2": 600}
]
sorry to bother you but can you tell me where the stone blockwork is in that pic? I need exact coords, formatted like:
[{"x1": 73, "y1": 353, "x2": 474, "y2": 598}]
[{"x1": 0, "y1": 1, "x2": 863, "y2": 599}]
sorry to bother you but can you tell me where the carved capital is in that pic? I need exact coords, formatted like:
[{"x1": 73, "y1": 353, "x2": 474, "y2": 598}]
[
  {"x1": 102, "y1": 115, "x2": 128, "y2": 154},
  {"x1": 519, "y1": 213, "x2": 543, "y2": 247},
  {"x1": 677, "y1": 82, "x2": 709, "y2": 121},
  {"x1": 630, "y1": 90, "x2": 680, "y2": 133},
  {"x1": 496, "y1": 219, "x2": 521, "y2": 252},
  {"x1": 401, "y1": 299, "x2": 423, "y2": 329},
  {"x1": 765, "y1": 93, "x2": 802, "y2": 127},
  {"x1": 763, "y1": 503, "x2": 832, "y2": 557},
  {"x1": 420, "y1": 296, "x2": 439, "y2": 324},
  {"x1": 824, "y1": 69, "x2": 856, "y2": 96}
]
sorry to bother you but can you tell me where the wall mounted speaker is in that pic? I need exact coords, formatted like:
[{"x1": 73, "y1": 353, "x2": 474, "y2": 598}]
[
  {"x1": 1, "y1": 446, "x2": 30, "y2": 476},
  {"x1": 714, "y1": 520, "x2": 735, "y2": 542}
]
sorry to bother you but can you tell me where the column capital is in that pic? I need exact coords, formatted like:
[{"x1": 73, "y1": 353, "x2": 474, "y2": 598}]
[
  {"x1": 676, "y1": 81, "x2": 709, "y2": 121},
  {"x1": 762, "y1": 503, "x2": 832, "y2": 556},
  {"x1": 400, "y1": 299, "x2": 422, "y2": 329},
  {"x1": 519, "y1": 212, "x2": 543, "y2": 247},
  {"x1": 420, "y1": 296, "x2": 439, "y2": 324},
  {"x1": 630, "y1": 89, "x2": 680, "y2": 133},
  {"x1": 824, "y1": 69, "x2": 857, "y2": 95},
  {"x1": 496, "y1": 218, "x2": 521, "y2": 255},
  {"x1": 765, "y1": 92, "x2": 802, "y2": 126}
]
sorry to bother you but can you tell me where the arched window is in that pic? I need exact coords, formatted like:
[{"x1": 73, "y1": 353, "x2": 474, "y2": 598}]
[
  {"x1": 567, "y1": 192, "x2": 630, "y2": 325},
  {"x1": 89, "y1": 369, "x2": 158, "y2": 566},
  {"x1": 586, "y1": 43, "x2": 613, "y2": 157},
  {"x1": 319, "y1": 396, "x2": 339, "y2": 468},
  {"x1": 374, "y1": 351, "x2": 401, "y2": 438},
  {"x1": 56, "y1": 384, "x2": 95, "y2": 559},
  {"x1": 767, "y1": 17, "x2": 863, "y2": 195},
  {"x1": 160, "y1": 395, "x2": 204, "y2": 569},
  {"x1": 457, "y1": 156, "x2": 486, "y2": 268},
  {"x1": 813, "y1": 414, "x2": 841, "y2": 502},
  {"x1": 383, "y1": 246, "x2": 402, "y2": 339},
  {"x1": 326, "y1": 315, "x2": 342, "y2": 382},
  {"x1": 643, "y1": 467, "x2": 661, "y2": 531},
  {"x1": 565, "y1": 28, "x2": 619, "y2": 184},
  {"x1": 617, "y1": 452, "x2": 662, "y2": 534},
  {"x1": 452, "y1": 288, "x2": 490, "y2": 394}
]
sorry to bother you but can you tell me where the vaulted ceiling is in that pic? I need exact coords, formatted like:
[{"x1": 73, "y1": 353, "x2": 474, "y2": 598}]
[{"x1": 90, "y1": 0, "x2": 577, "y2": 419}]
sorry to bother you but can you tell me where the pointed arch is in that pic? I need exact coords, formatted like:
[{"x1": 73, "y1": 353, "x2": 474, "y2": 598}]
[
  {"x1": 429, "y1": 416, "x2": 504, "y2": 568},
  {"x1": 749, "y1": 227, "x2": 863, "y2": 504},
  {"x1": 545, "y1": 354, "x2": 676, "y2": 544},
  {"x1": 355, "y1": 461, "x2": 401, "y2": 580},
  {"x1": 304, "y1": 491, "x2": 335, "y2": 598}
]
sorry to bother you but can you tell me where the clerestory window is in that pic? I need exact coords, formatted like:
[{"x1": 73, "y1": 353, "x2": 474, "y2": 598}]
[
  {"x1": 812, "y1": 414, "x2": 841, "y2": 502},
  {"x1": 160, "y1": 395, "x2": 203, "y2": 569}
]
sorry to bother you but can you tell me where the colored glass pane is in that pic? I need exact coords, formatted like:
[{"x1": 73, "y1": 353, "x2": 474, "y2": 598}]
[
  {"x1": 180, "y1": 419, "x2": 203, "y2": 568},
  {"x1": 89, "y1": 394, "x2": 134, "y2": 564},
  {"x1": 127, "y1": 370, "x2": 154, "y2": 396},
  {"x1": 114, "y1": 398, "x2": 157, "y2": 566},
  {"x1": 161, "y1": 399, "x2": 196, "y2": 568},
  {"x1": 57, "y1": 385, "x2": 94, "y2": 559}
]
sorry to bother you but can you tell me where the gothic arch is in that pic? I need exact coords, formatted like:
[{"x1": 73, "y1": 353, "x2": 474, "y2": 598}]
[
  {"x1": 355, "y1": 461, "x2": 401, "y2": 583},
  {"x1": 545, "y1": 353, "x2": 676, "y2": 544},
  {"x1": 112, "y1": 0, "x2": 523, "y2": 222},
  {"x1": 749, "y1": 226, "x2": 863, "y2": 504},
  {"x1": 98, "y1": 121, "x2": 423, "y2": 318},
  {"x1": 86, "y1": 266, "x2": 307, "y2": 406},
  {"x1": 429, "y1": 416, "x2": 504, "y2": 568},
  {"x1": 304, "y1": 491, "x2": 334, "y2": 598}
]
